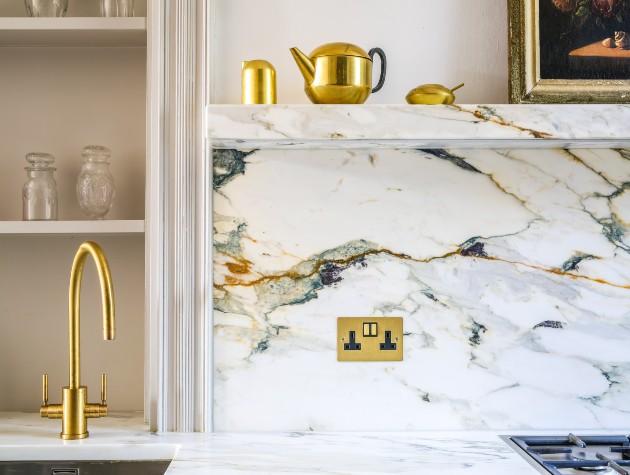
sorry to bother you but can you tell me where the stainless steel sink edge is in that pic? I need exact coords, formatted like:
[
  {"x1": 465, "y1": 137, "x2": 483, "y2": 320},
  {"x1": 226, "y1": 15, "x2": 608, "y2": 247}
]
[
  {"x1": 0, "y1": 459, "x2": 173, "y2": 475},
  {"x1": 0, "y1": 443, "x2": 180, "y2": 462}
]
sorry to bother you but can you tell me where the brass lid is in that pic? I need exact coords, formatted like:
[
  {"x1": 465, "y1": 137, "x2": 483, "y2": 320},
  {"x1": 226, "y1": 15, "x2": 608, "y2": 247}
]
[
  {"x1": 242, "y1": 59, "x2": 276, "y2": 72},
  {"x1": 309, "y1": 42, "x2": 371, "y2": 60}
]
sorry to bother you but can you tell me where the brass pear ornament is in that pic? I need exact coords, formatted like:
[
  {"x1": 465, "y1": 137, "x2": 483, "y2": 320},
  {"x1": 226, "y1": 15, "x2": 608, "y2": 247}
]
[
  {"x1": 290, "y1": 42, "x2": 387, "y2": 104},
  {"x1": 406, "y1": 83, "x2": 465, "y2": 105}
]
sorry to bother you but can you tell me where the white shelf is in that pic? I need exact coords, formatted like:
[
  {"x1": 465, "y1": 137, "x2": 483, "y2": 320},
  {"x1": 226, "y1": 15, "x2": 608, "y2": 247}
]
[
  {"x1": 0, "y1": 219, "x2": 144, "y2": 235},
  {"x1": 0, "y1": 17, "x2": 146, "y2": 46}
]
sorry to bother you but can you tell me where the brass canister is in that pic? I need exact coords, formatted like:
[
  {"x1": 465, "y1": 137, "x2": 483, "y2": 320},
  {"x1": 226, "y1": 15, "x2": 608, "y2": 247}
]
[{"x1": 242, "y1": 59, "x2": 277, "y2": 104}]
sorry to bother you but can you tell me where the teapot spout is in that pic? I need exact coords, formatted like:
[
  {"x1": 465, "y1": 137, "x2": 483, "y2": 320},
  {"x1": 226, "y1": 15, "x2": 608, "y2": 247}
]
[{"x1": 290, "y1": 47, "x2": 315, "y2": 85}]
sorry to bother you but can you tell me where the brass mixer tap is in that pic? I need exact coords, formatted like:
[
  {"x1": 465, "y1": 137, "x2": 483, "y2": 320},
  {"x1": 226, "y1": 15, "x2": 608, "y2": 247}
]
[{"x1": 40, "y1": 241, "x2": 115, "y2": 440}]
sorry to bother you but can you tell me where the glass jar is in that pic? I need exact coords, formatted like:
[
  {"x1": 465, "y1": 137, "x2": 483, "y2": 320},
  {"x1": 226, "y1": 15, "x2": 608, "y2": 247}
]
[
  {"x1": 76, "y1": 145, "x2": 115, "y2": 220},
  {"x1": 24, "y1": 0, "x2": 68, "y2": 17},
  {"x1": 117, "y1": 0, "x2": 134, "y2": 17},
  {"x1": 23, "y1": 152, "x2": 58, "y2": 221},
  {"x1": 100, "y1": 0, "x2": 134, "y2": 17}
]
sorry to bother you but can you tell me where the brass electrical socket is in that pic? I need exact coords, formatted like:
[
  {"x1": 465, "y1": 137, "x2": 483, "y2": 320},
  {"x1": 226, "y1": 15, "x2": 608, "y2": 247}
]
[{"x1": 337, "y1": 317, "x2": 403, "y2": 362}]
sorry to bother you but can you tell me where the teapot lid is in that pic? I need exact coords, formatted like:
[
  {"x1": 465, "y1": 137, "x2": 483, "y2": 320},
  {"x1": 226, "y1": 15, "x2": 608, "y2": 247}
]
[{"x1": 309, "y1": 42, "x2": 371, "y2": 59}]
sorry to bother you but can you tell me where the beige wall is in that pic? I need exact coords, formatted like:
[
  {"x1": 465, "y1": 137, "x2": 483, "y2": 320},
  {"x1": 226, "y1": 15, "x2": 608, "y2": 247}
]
[
  {"x1": 0, "y1": 235, "x2": 145, "y2": 412},
  {"x1": 0, "y1": 48, "x2": 146, "y2": 221}
]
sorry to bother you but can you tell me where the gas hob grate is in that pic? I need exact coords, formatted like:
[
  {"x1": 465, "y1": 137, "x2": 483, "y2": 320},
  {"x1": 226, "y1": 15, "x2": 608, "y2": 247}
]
[{"x1": 504, "y1": 434, "x2": 630, "y2": 475}]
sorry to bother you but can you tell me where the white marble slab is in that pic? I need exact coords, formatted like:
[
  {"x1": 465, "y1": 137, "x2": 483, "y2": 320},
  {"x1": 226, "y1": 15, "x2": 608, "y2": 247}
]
[
  {"x1": 0, "y1": 412, "x2": 545, "y2": 474},
  {"x1": 207, "y1": 105, "x2": 630, "y2": 149},
  {"x1": 213, "y1": 146, "x2": 630, "y2": 431}
]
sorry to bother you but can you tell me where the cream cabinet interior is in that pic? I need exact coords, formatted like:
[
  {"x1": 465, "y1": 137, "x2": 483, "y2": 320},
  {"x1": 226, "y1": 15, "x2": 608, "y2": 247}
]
[
  {"x1": 0, "y1": 1, "x2": 148, "y2": 414},
  {"x1": 1, "y1": 0, "x2": 220, "y2": 433}
]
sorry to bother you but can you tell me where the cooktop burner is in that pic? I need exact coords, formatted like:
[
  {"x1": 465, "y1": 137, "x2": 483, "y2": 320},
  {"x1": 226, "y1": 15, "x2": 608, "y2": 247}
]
[{"x1": 503, "y1": 434, "x2": 630, "y2": 475}]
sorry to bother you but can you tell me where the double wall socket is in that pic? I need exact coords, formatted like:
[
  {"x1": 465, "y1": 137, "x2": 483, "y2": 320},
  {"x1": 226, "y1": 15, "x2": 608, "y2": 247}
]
[{"x1": 337, "y1": 317, "x2": 403, "y2": 362}]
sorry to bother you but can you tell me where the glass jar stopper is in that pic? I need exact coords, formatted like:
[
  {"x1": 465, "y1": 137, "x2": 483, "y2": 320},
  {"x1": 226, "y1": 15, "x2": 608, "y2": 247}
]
[
  {"x1": 81, "y1": 145, "x2": 111, "y2": 161},
  {"x1": 25, "y1": 152, "x2": 56, "y2": 170}
]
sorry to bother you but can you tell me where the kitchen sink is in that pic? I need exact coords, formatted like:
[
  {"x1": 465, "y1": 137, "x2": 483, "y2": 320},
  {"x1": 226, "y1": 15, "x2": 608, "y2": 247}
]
[
  {"x1": 0, "y1": 444, "x2": 177, "y2": 475},
  {"x1": 0, "y1": 459, "x2": 171, "y2": 474}
]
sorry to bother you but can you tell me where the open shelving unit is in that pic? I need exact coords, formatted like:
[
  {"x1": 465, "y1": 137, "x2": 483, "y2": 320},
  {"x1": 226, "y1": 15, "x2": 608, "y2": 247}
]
[
  {"x1": 0, "y1": 15, "x2": 147, "y2": 236},
  {"x1": 0, "y1": 8, "x2": 149, "y2": 414}
]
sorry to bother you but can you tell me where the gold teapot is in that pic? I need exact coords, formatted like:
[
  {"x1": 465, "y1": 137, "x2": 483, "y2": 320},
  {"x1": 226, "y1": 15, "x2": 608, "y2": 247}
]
[{"x1": 290, "y1": 42, "x2": 387, "y2": 104}]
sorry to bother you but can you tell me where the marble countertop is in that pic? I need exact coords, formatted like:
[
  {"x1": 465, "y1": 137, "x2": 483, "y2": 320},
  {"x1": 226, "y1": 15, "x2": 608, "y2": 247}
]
[{"x1": 0, "y1": 412, "x2": 543, "y2": 474}]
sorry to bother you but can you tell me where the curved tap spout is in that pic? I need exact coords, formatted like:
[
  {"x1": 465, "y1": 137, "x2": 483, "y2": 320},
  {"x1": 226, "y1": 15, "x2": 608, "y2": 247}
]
[{"x1": 69, "y1": 241, "x2": 115, "y2": 390}]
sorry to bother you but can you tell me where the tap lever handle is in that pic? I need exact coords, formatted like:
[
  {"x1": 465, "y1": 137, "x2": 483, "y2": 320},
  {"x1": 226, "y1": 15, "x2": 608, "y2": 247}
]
[
  {"x1": 42, "y1": 374, "x2": 48, "y2": 406},
  {"x1": 101, "y1": 373, "x2": 107, "y2": 405}
]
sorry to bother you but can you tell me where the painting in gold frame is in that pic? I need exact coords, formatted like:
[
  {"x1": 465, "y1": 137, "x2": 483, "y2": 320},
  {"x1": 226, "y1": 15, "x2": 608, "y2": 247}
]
[{"x1": 509, "y1": 0, "x2": 630, "y2": 103}]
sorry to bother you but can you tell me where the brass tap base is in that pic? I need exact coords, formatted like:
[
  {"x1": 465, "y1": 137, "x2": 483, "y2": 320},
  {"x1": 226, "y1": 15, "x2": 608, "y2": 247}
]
[
  {"x1": 41, "y1": 386, "x2": 107, "y2": 440},
  {"x1": 61, "y1": 431, "x2": 88, "y2": 440}
]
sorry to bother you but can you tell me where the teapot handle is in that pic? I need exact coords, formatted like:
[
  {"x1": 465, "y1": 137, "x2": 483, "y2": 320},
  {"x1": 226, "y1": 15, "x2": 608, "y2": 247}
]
[{"x1": 369, "y1": 47, "x2": 387, "y2": 93}]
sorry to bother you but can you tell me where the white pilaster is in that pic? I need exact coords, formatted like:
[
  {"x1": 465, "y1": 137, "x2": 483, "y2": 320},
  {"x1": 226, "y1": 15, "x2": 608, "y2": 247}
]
[
  {"x1": 147, "y1": 0, "x2": 211, "y2": 432},
  {"x1": 168, "y1": 0, "x2": 197, "y2": 432},
  {"x1": 145, "y1": 0, "x2": 167, "y2": 433}
]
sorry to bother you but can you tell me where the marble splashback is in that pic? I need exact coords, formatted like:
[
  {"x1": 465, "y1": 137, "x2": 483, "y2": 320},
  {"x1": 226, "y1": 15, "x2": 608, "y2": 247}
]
[
  {"x1": 210, "y1": 105, "x2": 630, "y2": 432},
  {"x1": 213, "y1": 144, "x2": 630, "y2": 431}
]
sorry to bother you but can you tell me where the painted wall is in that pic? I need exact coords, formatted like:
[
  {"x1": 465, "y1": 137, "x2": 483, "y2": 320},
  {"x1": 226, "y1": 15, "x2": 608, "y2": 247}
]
[
  {"x1": 0, "y1": 47, "x2": 146, "y2": 413},
  {"x1": 213, "y1": 0, "x2": 509, "y2": 104},
  {"x1": 0, "y1": 236, "x2": 145, "y2": 412}
]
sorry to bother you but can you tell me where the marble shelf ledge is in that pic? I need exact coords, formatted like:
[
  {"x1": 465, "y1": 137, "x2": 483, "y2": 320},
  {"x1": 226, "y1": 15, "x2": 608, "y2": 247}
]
[{"x1": 206, "y1": 104, "x2": 630, "y2": 149}]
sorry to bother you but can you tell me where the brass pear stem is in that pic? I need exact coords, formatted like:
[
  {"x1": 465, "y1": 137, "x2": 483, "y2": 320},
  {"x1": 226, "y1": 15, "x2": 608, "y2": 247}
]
[
  {"x1": 68, "y1": 241, "x2": 116, "y2": 389},
  {"x1": 451, "y1": 83, "x2": 465, "y2": 92}
]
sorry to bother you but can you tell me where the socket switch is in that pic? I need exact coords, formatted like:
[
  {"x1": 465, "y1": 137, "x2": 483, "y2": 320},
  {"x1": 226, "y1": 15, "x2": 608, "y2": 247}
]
[{"x1": 337, "y1": 317, "x2": 403, "y2": 362}]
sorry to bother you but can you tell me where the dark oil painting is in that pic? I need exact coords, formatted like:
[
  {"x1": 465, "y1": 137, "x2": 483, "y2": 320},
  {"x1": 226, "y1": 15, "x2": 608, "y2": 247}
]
[{"x1": 540, "y1": 0, "x2": 630, "y2": 79}]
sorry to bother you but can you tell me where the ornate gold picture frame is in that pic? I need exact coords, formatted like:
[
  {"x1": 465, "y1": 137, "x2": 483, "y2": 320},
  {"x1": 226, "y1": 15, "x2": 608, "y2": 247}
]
[{"x1": 509, "y1": 0, "x2": 630, "y2": 103}]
